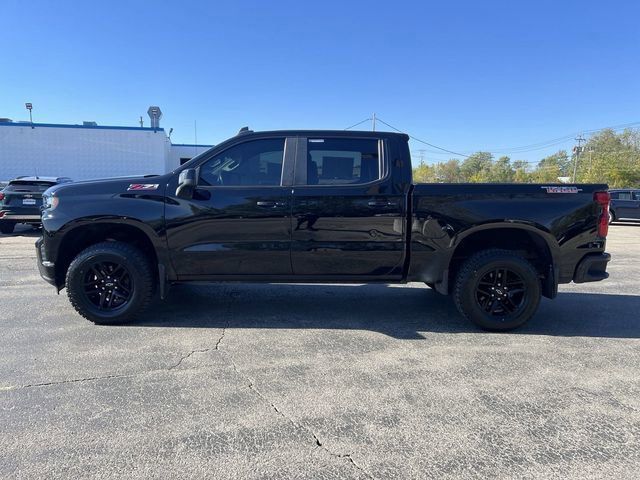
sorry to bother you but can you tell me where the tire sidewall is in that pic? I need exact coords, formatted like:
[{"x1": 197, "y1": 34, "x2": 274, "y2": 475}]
[
  {"x1": 459, "y1": 256, "x2": 541, "y2": 331},
  {"x1": 67, "y1": 248, "x2": 146, "y2": 324}
]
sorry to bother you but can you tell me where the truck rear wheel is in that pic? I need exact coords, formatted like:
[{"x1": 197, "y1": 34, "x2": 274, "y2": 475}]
[
  {"x1": 66, "y1": 241, "x2": 155, "y2": 325},
  {"x1": 453, "y1": 249, "x2": 541, "y2": 331}
]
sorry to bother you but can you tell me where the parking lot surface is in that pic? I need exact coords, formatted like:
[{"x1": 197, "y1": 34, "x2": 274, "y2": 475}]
[{"x1": 1, "y1": 224, "x2": 639, "y2": 479}]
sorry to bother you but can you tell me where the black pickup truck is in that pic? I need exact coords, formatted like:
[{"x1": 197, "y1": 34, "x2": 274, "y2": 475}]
[{"x1": 36, "y1": 129, "x2": 611, "y2": 330}]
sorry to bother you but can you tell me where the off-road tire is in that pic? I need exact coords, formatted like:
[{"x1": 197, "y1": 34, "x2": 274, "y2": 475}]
[
  {"x1": 66, "y1": 241, "x2": 155, "y2": 325},
  {"x1": 453, "y1": 249, "x2": 541, "y2": 331}
]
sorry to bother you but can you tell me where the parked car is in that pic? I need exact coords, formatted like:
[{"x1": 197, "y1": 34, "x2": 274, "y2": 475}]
[
  {"x1": 36, "y1": 129, "x2": 611, "y2": 331},
  {"x1": 609, "y1": 189, "x2": 640, "y2": 223},
  {"x1": 0, "y1": 176, "x2": 72, "y2": 233}
]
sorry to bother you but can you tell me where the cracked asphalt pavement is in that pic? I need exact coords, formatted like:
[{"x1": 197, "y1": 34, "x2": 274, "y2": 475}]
[{"x1": 1, "y1": 224, "x2": 640, "y2": 479}]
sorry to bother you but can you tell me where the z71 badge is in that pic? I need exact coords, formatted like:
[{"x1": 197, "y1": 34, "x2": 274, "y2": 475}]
[
  {"x1": 127, "y1": 184, "x2": 159, "y2": 191},
  {"x1": 540, "y1": 186, "x2": 582, "y2": 194}
]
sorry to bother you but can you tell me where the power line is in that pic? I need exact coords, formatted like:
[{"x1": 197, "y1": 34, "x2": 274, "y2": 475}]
[
  {"x1": 478, "y1": 121, "x2": 640, "y2": 154},
  {"x1": 344, "y1": 117, "x2": 372, "y2": 130},
  {"x1": 374, "y1": 117, "x2": 470, "y2": 158},
  {"x1": 344, "y1": 116, "x2": 640, "y2": 161}
]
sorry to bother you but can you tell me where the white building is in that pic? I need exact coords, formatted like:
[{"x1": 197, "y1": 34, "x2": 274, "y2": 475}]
[{"x1": 0, "y1": 118, "x2": 213, "y2": 181}]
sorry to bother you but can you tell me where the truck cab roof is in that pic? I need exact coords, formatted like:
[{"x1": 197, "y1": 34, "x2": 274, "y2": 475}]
[{"x1": 229, "y1": 129, "x2": 409, "y2": 141}]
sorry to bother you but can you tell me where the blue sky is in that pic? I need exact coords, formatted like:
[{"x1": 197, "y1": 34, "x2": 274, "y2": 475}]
[{"x1": 1, "y1": 0, "x2": 639, "y2": 164}]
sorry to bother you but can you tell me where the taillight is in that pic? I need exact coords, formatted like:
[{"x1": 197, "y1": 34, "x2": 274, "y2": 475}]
[
  {"x1": 0, "y1": 192, "x2": 4, "y2": 202},
  {"x1": 594, "y1": 191, "x2": 610, "y2": 238}
]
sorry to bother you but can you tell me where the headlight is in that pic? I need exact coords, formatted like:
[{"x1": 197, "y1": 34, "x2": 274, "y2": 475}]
[{"x1": 42, "y1": 194, "x2": 59, "y2": 210}]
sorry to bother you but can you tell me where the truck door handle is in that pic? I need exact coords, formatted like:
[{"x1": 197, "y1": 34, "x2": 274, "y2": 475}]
[
  {"x1": 256, "y1": 201, "x2": 285, "y2": 208},
  {"x1": 368, "y1": 200, "x2": 397, "y2": 208}
]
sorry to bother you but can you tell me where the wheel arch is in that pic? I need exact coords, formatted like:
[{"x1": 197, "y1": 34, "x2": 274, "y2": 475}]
[
  {"x1": 446, "y1": 224, "x2": 559, "y2": 299},
  {"x1": 54, "y1": 219, "x2": 165, "y2": 288}
]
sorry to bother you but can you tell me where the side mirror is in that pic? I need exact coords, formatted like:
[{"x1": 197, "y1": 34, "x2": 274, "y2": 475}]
[{"x1": 176, "y1": 168, "x2": 197, "y2": 199}]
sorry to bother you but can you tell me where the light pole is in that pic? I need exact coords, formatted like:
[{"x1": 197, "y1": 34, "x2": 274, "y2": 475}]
[{"x1": 25, "y1": 103, "x2": 33, "y2": 128}]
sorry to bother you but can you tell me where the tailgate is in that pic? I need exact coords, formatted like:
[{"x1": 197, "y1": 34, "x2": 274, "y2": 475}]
[{"x1": 1, "y1": 182, "x2": 53, "y2": 209}]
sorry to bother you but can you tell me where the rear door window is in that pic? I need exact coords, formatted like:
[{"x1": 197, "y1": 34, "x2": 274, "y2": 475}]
[{"x1": 305, "y1": 138, "x2": 381, "y2": 185}]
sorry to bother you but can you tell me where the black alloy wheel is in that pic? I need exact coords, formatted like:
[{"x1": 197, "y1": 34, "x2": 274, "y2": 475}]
[
  {"x1": 474, "y1": 267, "x2": 526, "y2": 317},
  {"x1": 83, "y1": 261, "x2": 134, "y2": 312},
  {"x1": 453, "y1": 249, "x2": 541, "y2": 331},
  {"x1": 66, "y1": 241, "x2": 155, "y2": 324}
]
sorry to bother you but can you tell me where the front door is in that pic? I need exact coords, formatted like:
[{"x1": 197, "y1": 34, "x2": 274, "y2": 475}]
[
  {"x1": 290, "y1": 136, "x2": 406, "y2": 278},
  {"x1": 165, "y1": 137, "x2": 294, "y2": 277}
]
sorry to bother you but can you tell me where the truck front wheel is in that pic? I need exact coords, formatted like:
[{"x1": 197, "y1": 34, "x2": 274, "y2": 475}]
[
  {"x1": 453, "y1": 249, "x2": 541, "y2": 331},
  {"x1": 66, "y1": 241, "x2": 155, "y2": 324}
]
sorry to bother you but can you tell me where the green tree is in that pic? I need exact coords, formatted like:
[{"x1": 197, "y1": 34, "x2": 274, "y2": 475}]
[
  {"x1": 512, "y1": 160, "x2": 530, "y2": 183},
  {"x1": 436, "y1": 159, "x2": 462, "y2": 182},
  {"x1": 460, "y1": 152, "x2": 493, "y2": 182},
  {"x1": 412, "y1": 163, "x2": 437, "y2": 183},
  {"x1": 577, "y1": 129, "x2": 640, "y2": 187},
  {"x1": 533, "y1": 150, "x2": 571, "y2": 183},
  {"x1": 487, "y1": 156, "x2": 515, "y2": 182}
]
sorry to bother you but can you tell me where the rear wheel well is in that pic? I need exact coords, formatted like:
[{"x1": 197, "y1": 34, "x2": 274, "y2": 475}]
[
  {"x1": 448, "y1": 228, "x2": 554, "y2": 295},
  {"x1": 56, "y1": 223, "x2": 158, "y2": 286}
]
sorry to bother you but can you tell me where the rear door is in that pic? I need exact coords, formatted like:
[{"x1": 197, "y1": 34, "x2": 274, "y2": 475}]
[
  {"x1": 290, "y1": 136, "x2": 406, "y2": 278},
  {"x1": 165, "y1": 136, "x2": 295, "y2": 277}
]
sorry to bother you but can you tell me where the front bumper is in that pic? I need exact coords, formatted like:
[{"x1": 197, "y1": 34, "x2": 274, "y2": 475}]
[
  {"x1": 35, "y1": 237, "x2": 57, "y2": 287},
  {"x1": 573, "y1": 252, "x2": 611, "y2": 283}
]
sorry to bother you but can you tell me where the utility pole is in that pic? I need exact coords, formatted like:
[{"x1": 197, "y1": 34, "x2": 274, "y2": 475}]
[
  {"x1": 372, "y1": 113, "x2": 376, "y2": 132},
  {"x1": 572, "y1": 134, "x2": 585, "y2": 182},
  {"x1": 139, "y1": 116, "x2": 144, "y2": 127},
  {"x1": 418, "y1": 149, "x2": 426, "y2": 167}
]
